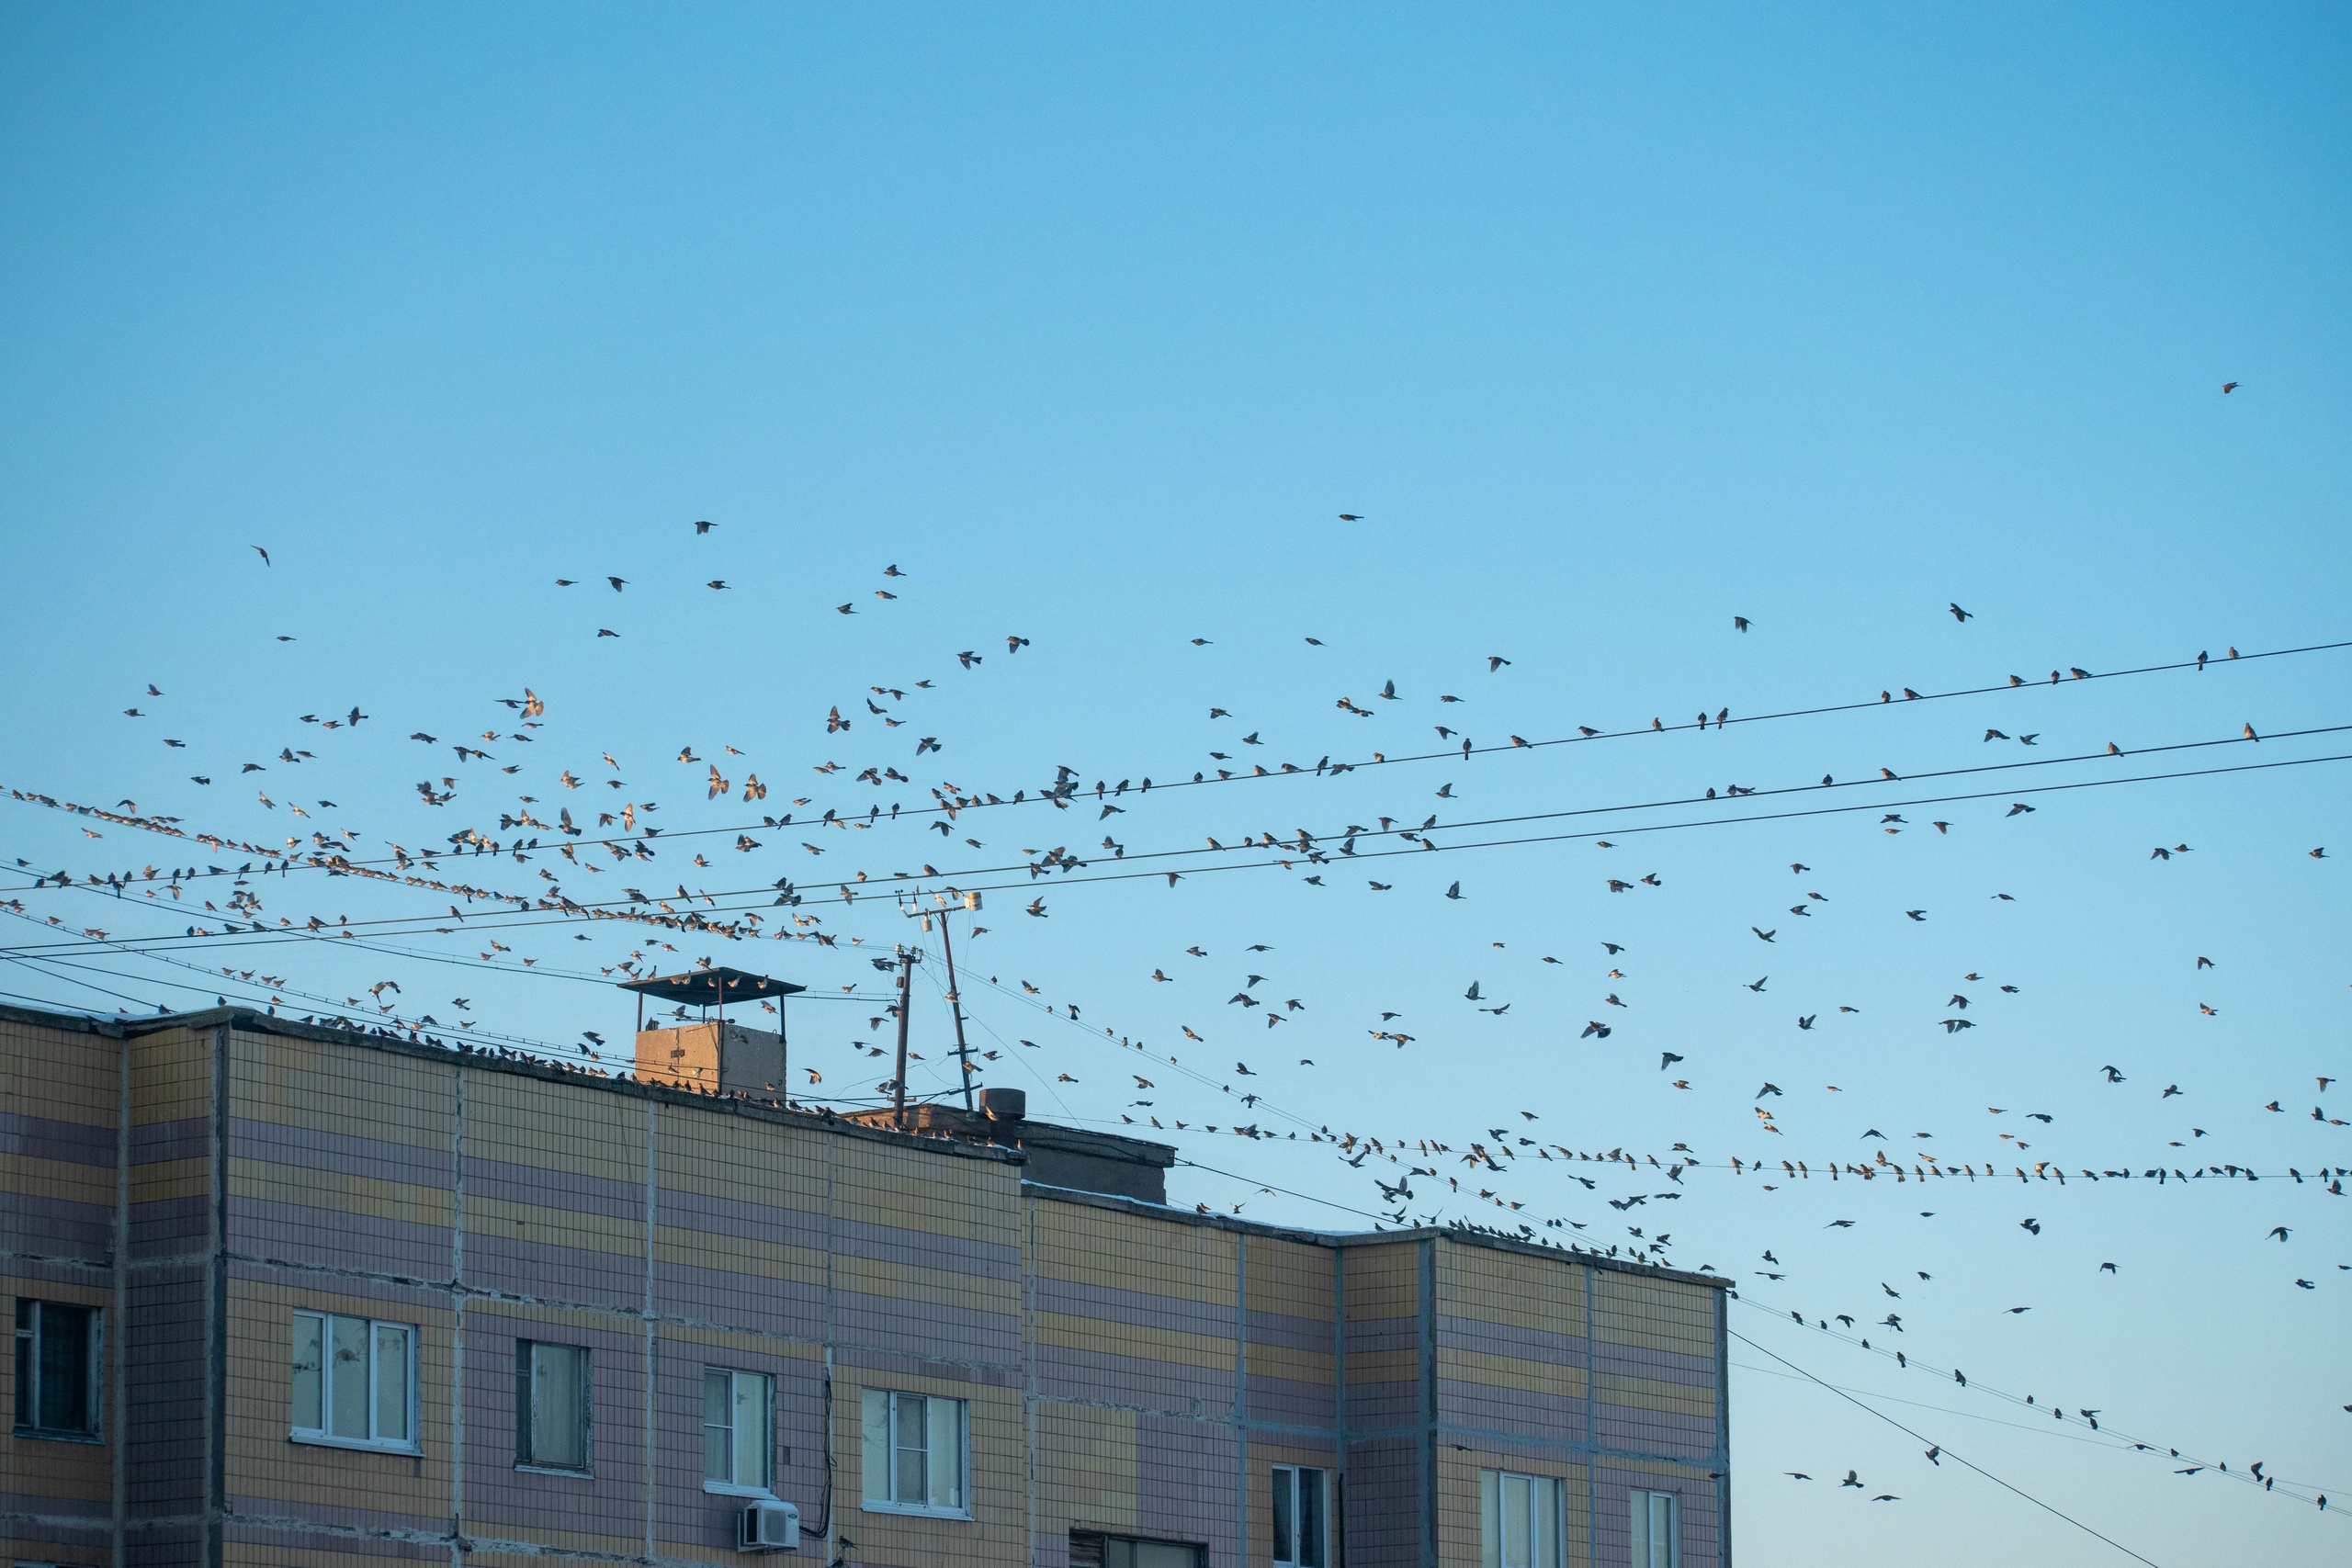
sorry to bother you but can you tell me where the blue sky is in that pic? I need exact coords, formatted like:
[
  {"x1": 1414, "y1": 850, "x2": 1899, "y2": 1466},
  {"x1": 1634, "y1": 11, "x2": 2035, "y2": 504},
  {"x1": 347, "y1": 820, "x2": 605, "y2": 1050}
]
[{"x1": 3, "y1": 6, "x2": 2347, "y2": 1562}]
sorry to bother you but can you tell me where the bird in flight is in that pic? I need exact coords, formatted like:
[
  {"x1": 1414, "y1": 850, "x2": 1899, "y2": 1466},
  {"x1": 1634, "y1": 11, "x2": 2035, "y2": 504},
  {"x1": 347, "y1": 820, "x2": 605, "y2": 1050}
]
[
  {"x1": 1950, "y1": 602, "x2": 1973, "y2": 622},
  {"x1": 695, "y1": 520, "x2": 715, "y2": 534},
  {"x1": 2222, "y1": 381, "x2": 2239, "y2": 393},
  {"x1": 1733, "y1": 616, "x2": 1750, "y2": 632},
  {"x1": 1338, "y1": 513, "x2": 1363, "y2": 521},
  {"x1": 251, "y1": 546, "x2": 271, "y2": 567}
]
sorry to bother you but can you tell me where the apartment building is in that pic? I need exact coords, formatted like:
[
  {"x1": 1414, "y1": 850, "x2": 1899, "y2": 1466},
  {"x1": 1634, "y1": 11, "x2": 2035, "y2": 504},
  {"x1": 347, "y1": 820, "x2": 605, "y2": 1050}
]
[{"x1": 1, "y1": 996, "x2": 1730, "y2": 1568}]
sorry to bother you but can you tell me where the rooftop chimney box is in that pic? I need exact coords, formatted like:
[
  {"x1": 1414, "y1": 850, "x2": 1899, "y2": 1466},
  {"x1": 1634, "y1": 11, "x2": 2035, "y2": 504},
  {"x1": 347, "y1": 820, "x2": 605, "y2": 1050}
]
[{"x1": 617, "y1": 967, "x2": 805, "y2": 1096}]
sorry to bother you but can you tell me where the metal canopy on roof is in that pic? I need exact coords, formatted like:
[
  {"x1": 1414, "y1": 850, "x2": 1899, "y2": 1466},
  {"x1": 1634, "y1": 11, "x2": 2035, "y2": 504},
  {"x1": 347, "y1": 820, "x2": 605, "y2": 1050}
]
[{"x1": 616, "y1": 967, "x2": 806, "y2": 1004}]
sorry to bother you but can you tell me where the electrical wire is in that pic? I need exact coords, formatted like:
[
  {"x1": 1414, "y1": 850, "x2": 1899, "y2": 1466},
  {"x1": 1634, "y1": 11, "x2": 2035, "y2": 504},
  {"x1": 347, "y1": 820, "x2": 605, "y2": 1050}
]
[
  {"x1": 1730, "y1": 1327, "x2": 2169, "y2": 1565},
  {"x1": 13, "y1": 736, "x2": 2345, "y2": 963},
  {"x1": 1732, "y1": 1293, "x2": 2344, "y2": 1507},
  {"x1": 19, "y1": 635, "x2": 2347, "y2": 890}
]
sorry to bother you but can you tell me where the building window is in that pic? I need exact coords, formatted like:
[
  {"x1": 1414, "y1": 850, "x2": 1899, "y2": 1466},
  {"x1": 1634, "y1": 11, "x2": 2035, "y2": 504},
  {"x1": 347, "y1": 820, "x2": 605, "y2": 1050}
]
[
  {"x1": 1271, "y1": 1464, "x2": 1327, "y2": 1566},
  {"x1": 860, "y1": 1388, "x2": 966, "y2": 1515},
  {"x1": 705, "y1": 1368, "x2": 774, "y2": 1491},
  {"x1": 1629, "y1": 1489, "x2": 1679, "y2": 1568},
  {"x1": 1480, "y1": 1469, "x2": 1563, "y2": 1568},
  {"x1": 290, "y1": 1310, "x2": 413, "y2": 1450},
  {"x1": 1071, "y1": 1532, "x2": 1205, "y2": 1568},
  {"x1": 14, "y1": 1300, "x2": 101, "y2": 1439},
  {"x1": 516, "y1": 1341, "x2": 591, "y2": 1472}
]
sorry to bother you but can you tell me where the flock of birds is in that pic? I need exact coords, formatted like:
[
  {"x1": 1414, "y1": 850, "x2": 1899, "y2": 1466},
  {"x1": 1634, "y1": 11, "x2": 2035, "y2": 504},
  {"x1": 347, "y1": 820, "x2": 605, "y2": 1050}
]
[{"x1": 5, "y1": 508, "x2": 2345, "y2": 1531}]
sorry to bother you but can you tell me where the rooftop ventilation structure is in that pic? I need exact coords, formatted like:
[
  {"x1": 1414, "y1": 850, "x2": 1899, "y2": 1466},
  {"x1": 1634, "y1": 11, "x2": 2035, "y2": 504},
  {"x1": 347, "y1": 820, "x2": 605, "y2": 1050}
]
[{"x1": 618, "y1": 967, "x2": 806, "y2": 1097}]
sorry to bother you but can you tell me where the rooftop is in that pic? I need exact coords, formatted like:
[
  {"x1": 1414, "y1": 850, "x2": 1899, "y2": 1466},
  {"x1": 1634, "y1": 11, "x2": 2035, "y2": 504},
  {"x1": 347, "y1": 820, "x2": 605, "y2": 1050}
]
[{"x1": 0, "y1": 998, "x2": 1727, "y2": 1289}]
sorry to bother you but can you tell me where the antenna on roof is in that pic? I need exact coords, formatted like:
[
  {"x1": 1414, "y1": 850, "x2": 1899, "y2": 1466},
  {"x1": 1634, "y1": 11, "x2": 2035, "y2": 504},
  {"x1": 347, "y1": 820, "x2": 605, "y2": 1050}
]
[{"x1": 900, "y1": 889, "x2": 983, "y2": 1112}]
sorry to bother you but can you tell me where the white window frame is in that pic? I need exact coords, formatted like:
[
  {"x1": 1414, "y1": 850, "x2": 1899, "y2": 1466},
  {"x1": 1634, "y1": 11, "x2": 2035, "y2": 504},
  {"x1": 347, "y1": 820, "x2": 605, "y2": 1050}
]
[
  {"x1": 514, "y1": 1339, "x2": 593, "y2": 1475},
  {"x1": 1271, "y1": 1463, "x2": 1328, "y2": 1567},
  {"x1": 859, "y1": 1388, "x2": 970, "y2": 1517},
  {"x1": 1629, "y1": 1488, "x2": 1679, "y2": 1568},
  {"x1": 1480, "y1": 1468, "x2": 1565, "y2": 1568},
  {"x1": 703, "y1": 1366, "x2": 776, "y2": 1496},
  {"x1": 290, "y1": 1309, "x2": 418, "y2": 1453},
  {"x1": 14, "y1": 1299, "x2": 103, "y2": 1440}
]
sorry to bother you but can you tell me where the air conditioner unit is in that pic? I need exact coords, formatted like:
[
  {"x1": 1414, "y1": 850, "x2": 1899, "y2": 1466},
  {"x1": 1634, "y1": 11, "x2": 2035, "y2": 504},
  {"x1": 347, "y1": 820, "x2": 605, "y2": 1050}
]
[{"x1": 739, "y1": 1498, "x2": 800, "y2": 1552}]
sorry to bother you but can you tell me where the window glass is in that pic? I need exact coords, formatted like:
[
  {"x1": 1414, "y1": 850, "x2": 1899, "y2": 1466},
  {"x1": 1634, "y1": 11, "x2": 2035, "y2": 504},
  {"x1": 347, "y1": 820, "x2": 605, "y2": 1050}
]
[
  {"x1": 1299, "y1": 1467, "x2": 1325, "y2": 1568},
  {"x1": 291, "y1": 1310, "x2": 413, "y2": 1448},
  {"x1": 733, "y1": 1372, "x2": 769, "y2": 1489},
  {"x1": 1501, "y1": 1473, "x2": 1531, "y2": 1568},
  {"x1": 860, "y1": 1389, "x2": 967, "y2": 1513},
  {"x1": 1271, "y1": 1465, "x2": 1326, "y2": 1566},
  {"x1": 1095, "y1": 1537, "x2": 1203, "y2": 1568},
  {"x1": 524, "y1": 1342, "x2": 588, "y2": 1470},
  {"x1": 861, "y1": 1389, "x2": 888, "y2": 1501},
  {"x1": 1482, "y1": 1469, "x2": 1563, "y2": 1568},
  {"x1": 373, "y1": 1324, "x2": 411, "y2": 1443},
  {"x1": 705, "y1": 1368, "x2": 771, "y2": 1488},
  {"x1": 330, "y1": 1315, "x2": 370, "y2": 1439},
  {"x1": 706, "y1": 1369, "x2": 733, "y2": 1480},
  {"x1": 14, "y1": 1301, "x2": 97, "y2": 1437},
  {"x1": 894, "y1": 1393, "x2": 929, "y2": 1503},
  {"x1": 291, "y1": 1313, "x2": 323, "y2": 1431},
  {"x1": 1629, "y1": 1489, "x2": 1678, "y2": 1568},
  {"x1": 925, "y1": 1393, "x2": 961, "y2": 1509}
]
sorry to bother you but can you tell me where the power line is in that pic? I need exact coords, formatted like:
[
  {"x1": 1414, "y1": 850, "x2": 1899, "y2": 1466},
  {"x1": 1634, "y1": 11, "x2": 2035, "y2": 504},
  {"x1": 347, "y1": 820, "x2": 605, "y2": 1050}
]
[
  {"x1": 13, "y1": 735, "x2": 2344, "y2": 963},
  {"x1": 18, "y1": 635, "x2": 2347, "y2": 888},
  {"x1": 1729, "y1": 1327, "x2": 2169, "y2": 1565},
  {"x1": 1732, "y1": 1294, "x2": 2345, "y2": 1507}
]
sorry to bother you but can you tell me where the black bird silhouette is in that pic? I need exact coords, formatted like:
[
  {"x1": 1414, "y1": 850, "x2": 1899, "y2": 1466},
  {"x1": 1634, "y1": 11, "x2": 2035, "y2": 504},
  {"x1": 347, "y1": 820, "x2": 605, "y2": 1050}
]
[{"x1": 1950, "y1": 603, "x2": 1973, "y2": 622}]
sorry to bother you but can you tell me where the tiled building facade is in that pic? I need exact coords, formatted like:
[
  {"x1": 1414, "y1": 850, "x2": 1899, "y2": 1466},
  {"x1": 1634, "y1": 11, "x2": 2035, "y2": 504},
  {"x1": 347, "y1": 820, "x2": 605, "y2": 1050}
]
[{"x1": 1, "y1": 1002, "x2": 1730, "y2": 1568}]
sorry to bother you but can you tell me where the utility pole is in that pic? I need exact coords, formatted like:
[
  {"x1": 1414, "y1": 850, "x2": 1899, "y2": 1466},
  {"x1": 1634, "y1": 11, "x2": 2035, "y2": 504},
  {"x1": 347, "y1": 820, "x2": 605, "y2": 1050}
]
[
  {"x1": 899, "y1": 890, "x2": 982, "y2": 1112},
  {"x1": 936, "y1": 913, "x2": 978, "y2": 1111},
  {"x1": 891, "y1": 947, "x2": 917, "y2": 1129}
]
